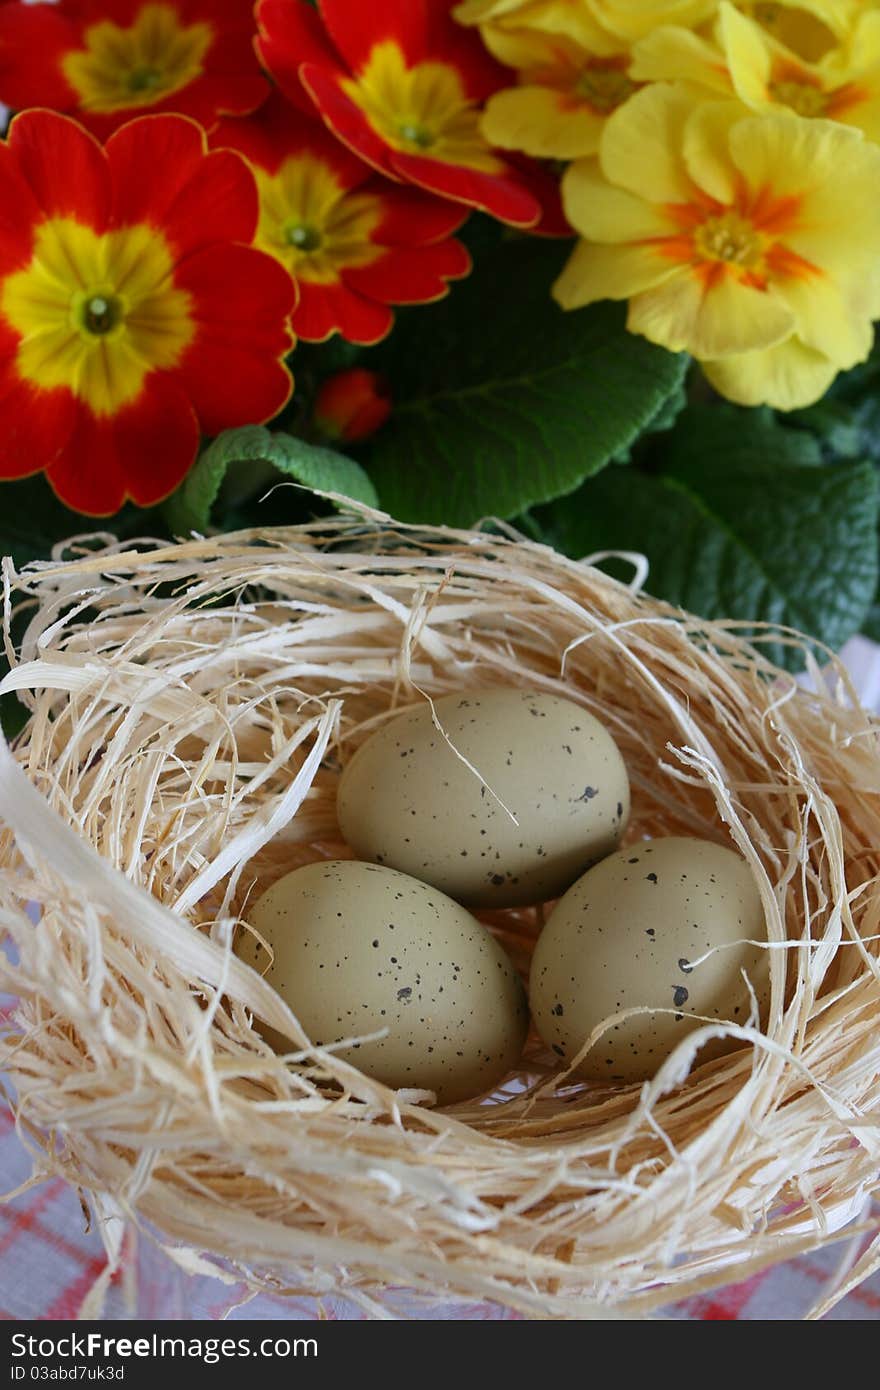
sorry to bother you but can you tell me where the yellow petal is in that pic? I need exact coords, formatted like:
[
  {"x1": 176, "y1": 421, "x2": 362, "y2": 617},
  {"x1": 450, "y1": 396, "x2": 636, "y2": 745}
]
[
  {"x1": 562, "y1": 158, "x2": 673, "y2": 241},
  {"x1": 599, "y1": 82, "x2": 695, "y2": 202},
  {"x1": 682, "y1": 99, "x2": 751, "y2": 204},
  {"x1": 729, "y1": 109, "x2": 864, "y2": 202},
  {"x1": 630, "y1": 26, "x2": 733, "y2": 95},
  {"x1": 701, "y1": 336, "x2": 840, "y2": 410},
  {"x1": 718, "y1": 2, "x2": 773, "y2": 111},
  {"x1": 729, "y1": 115, "x2": 880, "y2": 274},
  {"x1": 627, "y1": 269, "x2": 795, "y2": 357},
  {"x1": 453, "y1": 0, "x2": 523, "y2": 23},
  {"x1": 480, "y1": 9, "x2": 621, "y2": 57},
  {"x1": 552, "y1": 238, "x2": 680, "y2": 309},
  {"x1": 770, "y1": 271, "x2": 875, "y2": 369},
  {"x1": 588, "y1": 0, "x2": 717, "y2": 42},
  {"x1": 482, "y1": 85, "x2": 605, "y2": 158}
]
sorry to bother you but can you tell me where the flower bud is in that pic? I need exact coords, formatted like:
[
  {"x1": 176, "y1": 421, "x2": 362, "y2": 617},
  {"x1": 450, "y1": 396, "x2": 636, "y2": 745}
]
[{"x1": 313, "y1": 369, "x2": 392, "y2": 444}]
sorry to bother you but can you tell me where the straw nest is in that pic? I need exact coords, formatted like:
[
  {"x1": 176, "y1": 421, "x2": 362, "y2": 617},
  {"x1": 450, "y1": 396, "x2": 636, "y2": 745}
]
[{"x1": 1, "y1": 513, "x2": 879, "y2": 1320}]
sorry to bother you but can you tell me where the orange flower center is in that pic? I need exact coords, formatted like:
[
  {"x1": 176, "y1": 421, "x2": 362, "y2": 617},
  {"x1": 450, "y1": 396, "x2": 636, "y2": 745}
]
[
  {"x1": 694, "y1": 212, "x2": 762, "y2": 268},
  {"x1": 575, "y1": 61, "x2": 637, "y2": 115},
  {"x1": 769, "y1": 78, "x2": 828, "y2": 118}
]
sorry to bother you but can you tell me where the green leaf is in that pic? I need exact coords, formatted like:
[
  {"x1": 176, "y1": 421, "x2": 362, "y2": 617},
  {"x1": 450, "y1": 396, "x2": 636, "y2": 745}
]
[
  {"x1": 164, "y1": 425, "x2": 379, "y2": 534},
  {"x1": 360, "y1": 238, "x2": 687, "y2": 526},
  {"x1": 536, "y1": 408, "x2": 878, "y2": 670}
]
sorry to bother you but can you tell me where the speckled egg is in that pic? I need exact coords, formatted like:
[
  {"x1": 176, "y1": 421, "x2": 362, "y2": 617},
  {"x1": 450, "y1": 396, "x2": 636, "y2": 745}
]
[
  {"x1": 530, "y1": 837, "x2": 768, "y2": 1082},
  {"x1": 238, "y1": 859, "x2": 529, "y2": 1104},
  {"x1": 337, "y1": 689, "x2": 630, "y2": 908}
]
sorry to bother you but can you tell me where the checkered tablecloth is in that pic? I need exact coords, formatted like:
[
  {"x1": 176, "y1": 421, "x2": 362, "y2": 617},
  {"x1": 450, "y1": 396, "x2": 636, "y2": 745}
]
[{"x1": 2, "y1": 638, "x2": 880, "y2": 1321}]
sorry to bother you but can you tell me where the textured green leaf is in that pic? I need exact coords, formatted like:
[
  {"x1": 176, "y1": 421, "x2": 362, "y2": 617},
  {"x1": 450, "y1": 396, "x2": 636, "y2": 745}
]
[
  {"x1": 537, "y1": 410, "x2": 878, "y2": 670},
  {"x1": 360, "y1": 239, "x2": 687, "y2": 526},
  {"x1": 164, "y1": 425, "x2": 378, "y2": 534}
]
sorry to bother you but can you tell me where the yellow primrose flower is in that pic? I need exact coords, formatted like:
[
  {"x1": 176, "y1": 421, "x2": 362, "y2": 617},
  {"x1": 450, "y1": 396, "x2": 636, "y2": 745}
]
[
  {"x1": 554, "y1": 84, "x2": 880, "y2": 409},
  {"x1": 720, "y1": 4, "x2": 880, "y2": 140},
  {"x1": 480, "y1": 21, "x2": 640, "y2": 158}
]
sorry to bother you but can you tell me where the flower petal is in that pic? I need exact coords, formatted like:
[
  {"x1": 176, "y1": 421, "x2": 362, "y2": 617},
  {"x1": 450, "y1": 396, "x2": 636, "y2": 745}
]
[
  {"x1": 770, "y1": 270, "x2": 874, "y2": 369},
  {"x1": 553, "y1": 238, "x2": 680, "y2": 309},
  {"x1": 295, "y1": 278, "x2": 394, "y2": 344},
  {"x1": 107, "y1": 115, "x2": 258, "y2": 254},
  {"x1": 370, "y1": 183, "x2": 469, "y2": 244},
  {"x1": 256, "y1": 0, "x2": 346, "y2": 115},
  {"x1": 0, "y1": 2, "x2": 79, "y2": 111},
  {"x1": 0, "y1": 373, "x2": 76, "y2": 482},
  {"x1": 562, "y1": 158, "x2": 672, "y2": 242},
  {"x1": 300, "y1": 61, "x2": 398, "y2": 177},
  {"x1": 342, "y1": 238, "x2": 470, "y2": 303},
  {"x1": 701, "y1": 336, "x2": 839, "y2": 410},
  {"x1": 599, "y1": 83, "x2": 696, "y2": 204},
  {"x1": 174, "y1": 243, "x2": 294, "y2": 433},
  {"x1": 45, "y1": 374, "x2": 201, "y2": 514},
  {"x1": 682, "y1": 100, "x2": 747, "y2": 205},
  {"x1": 718, "y1": 2, "x2": 773, "y2": 110},
  {"x1": 389, "y1": 147, "x2": 541, "y2": 226},
  {"x1": 212, "y1": 90, "x2": 372, "y2": 189},
  {"x1": 630, "y1": 26, "x2": 733, "y2": 95},
  {"x1": 320, "y1": 0, "x2": 506, "y2": 98},
  {"x1": 0, "y1": 144, "x2": 41, "y2": 276},
  {"x1": 8, "y1": 109, "x2": 109, "y2": 228},
  {"x1": 483, "y1": 85, "x2": 606, "y2": 161},
  {"x1": 627, "y1": 269, "x2": 795, "y2": 357}
]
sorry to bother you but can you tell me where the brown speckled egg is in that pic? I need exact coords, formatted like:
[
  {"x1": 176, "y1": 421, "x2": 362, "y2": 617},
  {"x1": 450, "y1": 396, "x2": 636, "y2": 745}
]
[
  {"x1": 530, "y1": 837, "x2": 768, "y2": 1083},
  {"x1": 238, "y1": 859, "x2": 528, "y2": 1104},
  {"x1": 337, "y1": 689, "x2": 630, "y2": 907}
]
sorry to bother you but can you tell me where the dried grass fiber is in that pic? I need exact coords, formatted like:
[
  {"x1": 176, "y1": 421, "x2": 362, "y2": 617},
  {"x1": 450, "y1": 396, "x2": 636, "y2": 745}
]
[{"x1": 1, "y1": 512, "x2": 879, "y2": 1319}]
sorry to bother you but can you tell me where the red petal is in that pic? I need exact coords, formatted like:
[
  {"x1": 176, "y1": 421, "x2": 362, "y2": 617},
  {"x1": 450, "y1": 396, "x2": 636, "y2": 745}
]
[
  {"x1": 45, "y1": 376, "x2": 200, "y2": 514},
  {"x1": 0, "y1": 4, "x2": 79, "y2": 111},
  {"x1": 174, "y1": 243, "x2": 294, "y2": 434},
  {"x1": 369, "y1": 182, "x2": 468, "y2": 245},
  {"x1": 390, "y1": 148, "x2": 540, "y2": 227},
  {"x1": 78, "y1": 75, "x2": 270, "y2": 141},
  {"x1": 0, "y1": 373, "x2": 76, "y2": 482},
  {"x1": 256, "y1": 0, "x2": 341, "y2": 115},
  {"x1": 294, "y1": 278, "x2": 392, "y2": 345},
  {"x1": 0, "y1": 144, "x2": 41, "y2": 276},
  {"x1": 300, "y1": 62, "x2": 396, "y2": 178},
  {"x1": 319, "y1": 0, "x2": 506, "y2": 96},
  {"x1": 342, "y1": 239, "x2": 470, "y2": 304},
  {"x1": 8, "y1": 110, "x2": 110, "y2": 229},
  {"x1": 107, "y1": 115, "x2": 258, "y2": 253},
  {"x1": 212, "y1": 89, "x2": 370, "y2": 189}
]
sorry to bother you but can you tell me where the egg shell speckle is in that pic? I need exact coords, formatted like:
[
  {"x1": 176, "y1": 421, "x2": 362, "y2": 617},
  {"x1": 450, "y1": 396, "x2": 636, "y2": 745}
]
[
  {"x1": 337, "y1": 689, "x2": 630, "y2": 907},
  {"x1": 238, "y1": 859, "x2": 529, "y2": 1105},
  {"x1": 530, "y1": 837, "x2": 769, "y2": 1083}
]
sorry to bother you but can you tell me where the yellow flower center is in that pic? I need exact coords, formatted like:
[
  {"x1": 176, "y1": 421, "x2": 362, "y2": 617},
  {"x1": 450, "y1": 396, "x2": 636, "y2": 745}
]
[
  {"x1": 254, "y1": 157, "x2": 384, "y2": 285},
  {"x1": 62, "y1": 3, "x2": 212, "y2": 113},
  {"x1": 342, "y1": 41, "x2": 504, "y2": 173},
  {"x1": 768, "y1": 78, "x2": 828, "y2": 117},
  {"x1": 576, "y1": 63, "x2": 637, "y2": 115},
  {"x1": 1, "y1": 218, "x2": 194, "y2": 415},
  {"x1": 694, "y1": 212, "x2": 762, "y2": 268}
]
